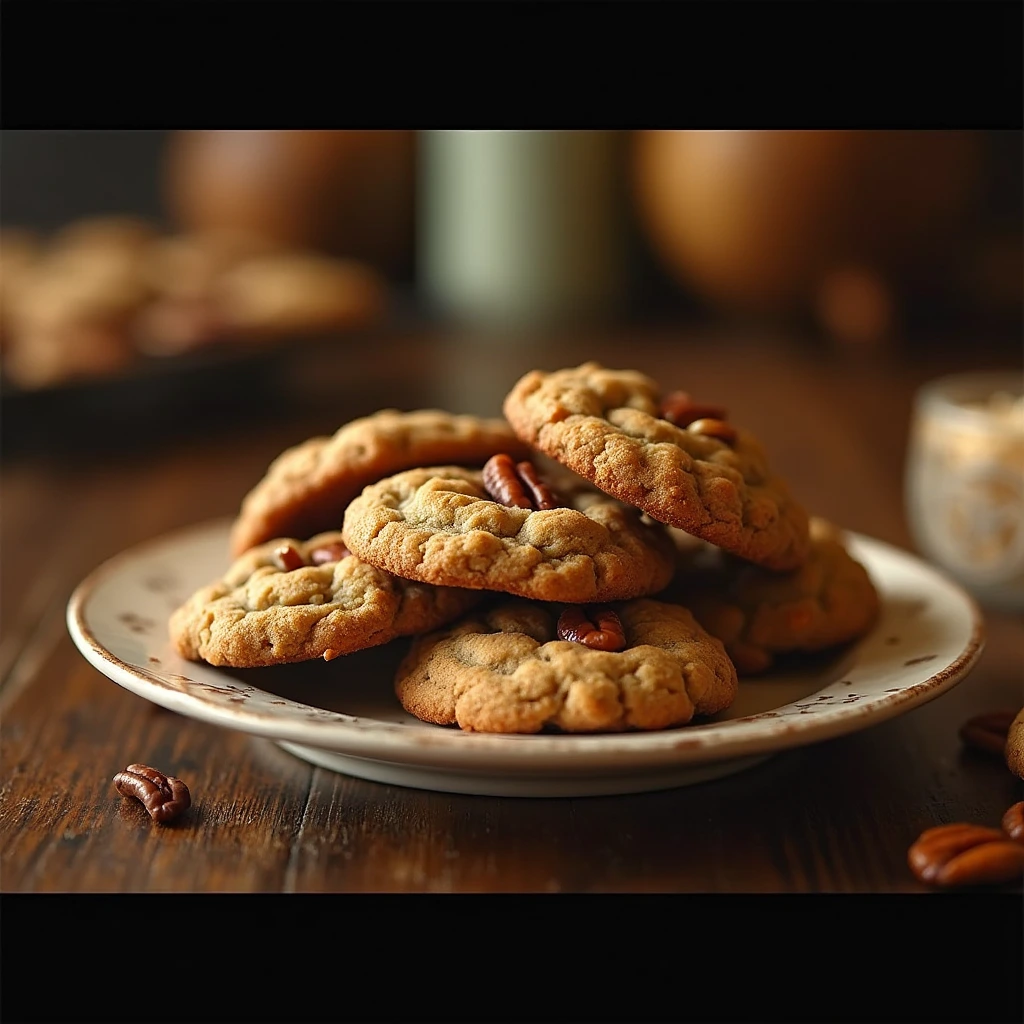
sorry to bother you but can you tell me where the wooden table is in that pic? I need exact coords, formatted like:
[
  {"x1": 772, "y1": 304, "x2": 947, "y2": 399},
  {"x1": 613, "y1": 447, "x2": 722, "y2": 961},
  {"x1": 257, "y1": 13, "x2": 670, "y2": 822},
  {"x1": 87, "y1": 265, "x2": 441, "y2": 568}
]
[{"x1": 2, "y1": 324, "x2": 1021, "y2": 1022}]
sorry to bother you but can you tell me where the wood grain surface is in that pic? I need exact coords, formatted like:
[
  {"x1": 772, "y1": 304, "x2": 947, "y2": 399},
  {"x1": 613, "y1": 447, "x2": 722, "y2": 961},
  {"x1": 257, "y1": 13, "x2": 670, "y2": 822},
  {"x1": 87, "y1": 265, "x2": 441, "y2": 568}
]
[{"x1": 2, "y1": 326, "x2": 1022, "y2": 898}]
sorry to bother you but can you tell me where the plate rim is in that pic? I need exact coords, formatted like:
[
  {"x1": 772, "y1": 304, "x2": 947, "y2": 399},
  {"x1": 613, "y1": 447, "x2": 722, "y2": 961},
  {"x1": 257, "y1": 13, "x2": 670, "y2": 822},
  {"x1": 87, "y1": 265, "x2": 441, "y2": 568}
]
[{"x1": 66, "y1": 517, "x2": 987, "y2": 773}]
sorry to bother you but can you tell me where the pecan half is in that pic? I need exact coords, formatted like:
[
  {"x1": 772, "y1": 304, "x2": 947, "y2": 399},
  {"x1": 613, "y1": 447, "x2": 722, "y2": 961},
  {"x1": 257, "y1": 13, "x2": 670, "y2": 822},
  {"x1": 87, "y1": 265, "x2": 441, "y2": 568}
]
[
  {"x1": 310, "y1": 541, "x2": 350, "y2": 565},
  {"x1": 482, "y1": 454, "x2": 561, "y2": 511},
  {"x1": 908, "y1": 822, "x2": 1024, "y2": 887},
  {"x1": 687, "y1": 418, "x2": 738, "y2": 444},
  {"x1": 959, "y1": 709, "x2": 1016, "y2": 757},
  {"x1": 557, "y1": 605, "x2": 627, "y2": 652},
  {"x1": 658, "y1": 390, "x2": 727, "y2": 427},
  {"x1": 273, "y1": 543, "x2": 306, "y2": 572},
  {"x1": 112, "y1": 764, "x2": 191, "y2": 824},
  {"x1": 1001, "y1": 801, "x2": 1024, "y2": 842}
]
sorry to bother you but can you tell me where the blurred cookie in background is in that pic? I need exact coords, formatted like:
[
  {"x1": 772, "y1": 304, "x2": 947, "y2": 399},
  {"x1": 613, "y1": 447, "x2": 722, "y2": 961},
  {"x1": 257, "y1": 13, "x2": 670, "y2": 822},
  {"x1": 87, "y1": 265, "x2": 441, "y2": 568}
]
[
  {"x1": 135, "y1": 242, "x2": 385, "y2": 357},
  {"x1": 0, "y1": 228, "x2": 43, "y2": 353},
  {"x1": 0, "y1": 217, "x2": 388, "y2": 389},
  {"x1": 142, "y1": 230, "x2": 277, "y2": 301},
  {"x1": 134, "y1": 230, "x2": 280, "y2": 355},
  {"x1": 214, "y1": 252, "x2": 384, "y2": 341},
  {"x1": 50, "y1": 215, "x2": 160, "y2": 257},
  {"x1": 2, "y1": 218, "x2": 156, "y2": 388}
]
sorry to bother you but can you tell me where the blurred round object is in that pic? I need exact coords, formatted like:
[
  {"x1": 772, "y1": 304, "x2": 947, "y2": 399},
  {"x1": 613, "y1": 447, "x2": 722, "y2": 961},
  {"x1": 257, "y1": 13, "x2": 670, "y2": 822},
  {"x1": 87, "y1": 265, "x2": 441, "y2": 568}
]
[
  {"x1": 132, "y1": 296, "x2": 226, "y2": 357},
  {"x1": 4, "y1": 322, "x2": 134, "y2": 389},
  {"x1": 10, "y1": 249, "x2": 151, "y2": 336},
  {"x1": 41, "y1": 216, "x2": 160, "y2": 310},
  {"x1": 4, "y1": 220, "x2": 155, "y2": 387},
  {"x1": 51, "y1": 215, "x2": 160, "y2": 255},
  {"x1": 163, "y1": 130, "x2": 416, "y2": 276},
  {"x1": 630, "y1": 130, "x2": 984, "y2": 316},
  {"x1": 143, "y1": 230, "x2": 278, "y2": 300},
  {"x1": 0, "y1": 227, "x2": 42, "y2": 273},
  {"x1": 215, "y1": 253, "x2": 385, "y2": 339},
  {"x1": 0, "y1": 229, "x2": 43, "y2": 351},
  {"x1": 815, "y1": 266, "x2": 895, "y2": 348}
]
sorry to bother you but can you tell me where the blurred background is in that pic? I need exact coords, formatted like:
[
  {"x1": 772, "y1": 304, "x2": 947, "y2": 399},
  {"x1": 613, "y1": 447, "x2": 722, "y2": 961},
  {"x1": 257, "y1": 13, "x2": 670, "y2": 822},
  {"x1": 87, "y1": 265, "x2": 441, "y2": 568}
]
[
  {"x1": 1, "y1": 129, "x2": 1021, "y2": 440},
  {"x1": 2, "y1": 129, "x2": 1022, "y2": 605}
]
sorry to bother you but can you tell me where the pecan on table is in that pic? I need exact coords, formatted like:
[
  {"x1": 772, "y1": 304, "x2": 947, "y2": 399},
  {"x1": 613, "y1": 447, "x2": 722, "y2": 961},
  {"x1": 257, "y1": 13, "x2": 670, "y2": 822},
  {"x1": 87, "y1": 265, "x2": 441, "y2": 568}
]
[
  {"x1": 112, "y1": 764, "x2": 191, "y2": 824},
  {"x1": 1001, "y1": 801, "x2": 1024, "y2": 842},
  {"x1": 958, "y1": 709, "x2": 1017, "y2": 758},
  {"x1": 908, "y1": 822, "x2": 1024, "y2": 888}
]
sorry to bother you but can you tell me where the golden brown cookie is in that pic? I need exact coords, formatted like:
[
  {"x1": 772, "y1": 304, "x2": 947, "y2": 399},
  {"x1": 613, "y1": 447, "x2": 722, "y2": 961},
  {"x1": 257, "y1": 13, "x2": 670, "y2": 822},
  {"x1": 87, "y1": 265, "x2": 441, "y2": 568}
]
[
  {"x1": 143, "y1": 231, "x2": 277, "y2": 301},
  {"x1": 134, "y1": 231, "x2": 279, "y2": 355},
  {"x1": 342, "y1": 463, "x2": 677, "y2": 604},
  {"x1": 503, "y1": 362, "x2": 810, "y2": 571},
  {"x1": 395, "y1": 598, "x2": 738, "y2": 733},
  {"x1": 170, "y1": 532, "x2": 481, "y2": 667},
  {"x1": 2, "y1": 224, "x2": 155, "y2": 389},
  {"x1": 50, "y1": 215, "x2": 160, "y2": 255},
  {"x1": 661, "y1": 518, "x2": 880, "y2": 674},
  {"x1": 0, "y1": 229, "x2": 42, "y2": 351},
  {"x1": 229, "y1": 409, "x2": 532, "y2": 557},
  {"x1": 215, "y1": 252, "x2": 384, "y2": 339}
]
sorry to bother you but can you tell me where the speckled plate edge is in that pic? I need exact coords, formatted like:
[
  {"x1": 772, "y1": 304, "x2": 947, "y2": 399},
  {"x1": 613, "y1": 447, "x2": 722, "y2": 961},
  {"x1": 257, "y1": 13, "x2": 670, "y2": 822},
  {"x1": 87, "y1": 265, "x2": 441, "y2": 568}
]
[{"x1": 66, "y1": 518, "x2": 986, "y2": 779}]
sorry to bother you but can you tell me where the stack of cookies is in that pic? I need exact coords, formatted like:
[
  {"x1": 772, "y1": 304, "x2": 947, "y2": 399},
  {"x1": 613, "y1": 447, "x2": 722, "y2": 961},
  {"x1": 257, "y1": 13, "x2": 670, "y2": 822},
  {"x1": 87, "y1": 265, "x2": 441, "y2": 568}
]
[{"x1": 170, "y1": 363, "x2": 880, "y2": 734}]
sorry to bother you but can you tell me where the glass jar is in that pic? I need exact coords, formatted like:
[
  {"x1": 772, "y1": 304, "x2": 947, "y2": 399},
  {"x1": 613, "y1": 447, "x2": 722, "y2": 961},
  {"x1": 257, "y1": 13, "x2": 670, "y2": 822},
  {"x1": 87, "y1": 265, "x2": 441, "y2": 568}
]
[
  {"x1": 418, "y1": 130, "x2": 626, "y2": 329},
  {"x1": 905, "y1": 370, "x2": 1024, "y2": 611}
]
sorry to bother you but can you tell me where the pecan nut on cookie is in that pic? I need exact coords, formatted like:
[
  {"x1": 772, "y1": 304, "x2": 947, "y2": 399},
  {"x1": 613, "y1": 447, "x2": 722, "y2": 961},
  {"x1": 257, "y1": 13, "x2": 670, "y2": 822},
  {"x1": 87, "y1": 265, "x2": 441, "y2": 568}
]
[
  {"x1": 502, "y1": 362, "x2": 810, "y2": 571},
  {"x1": 170, "y1": 532, "x2": 480, "y2": 667},
  {"x1": 662, "y1": 518, "x2": 880, "y2": 675},
  {"x1": 341, "y1": 461, "x2": 677, "y2": 604},
  {"x1": 395, "y1": 598, "x2": 738, "y2": 733},
  {"x1": 229, "y1": 409, "x2": 531, "y2": 557}
]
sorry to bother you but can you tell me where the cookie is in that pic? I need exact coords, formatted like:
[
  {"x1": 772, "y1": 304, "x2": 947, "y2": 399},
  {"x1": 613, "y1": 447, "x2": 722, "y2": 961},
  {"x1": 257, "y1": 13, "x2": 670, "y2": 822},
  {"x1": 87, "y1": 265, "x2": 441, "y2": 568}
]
[
  {"x1": 143, "y1": 231, "x2": 276, "y2": 301},
  {"x1": 662, "y1": 518, "x2": 880, "y2": 674},
  {"x1": 1006, "y1": 707, "x2": 1024, "y2": 781},
  {"x1": 50, "y1": 215, "x2": 160, "y2": 255},
  {"x1": 3, "y1": 322, "x2": 136, "y2": 390},
  {"x1": 395, "y1": 597, "x2": 738, "y2": 733},
  {"x1": 503, "y1": 362, "x2": 810, "y2": 571},
  {"x1": 135, "y1": 232, "x2": 279, "y2": 355},
  {"x1": 170, "y1": 531, "x2": 481, "y2": 667},
  {"x1": 0, "y1": 229, "x2": 41, "y2": 350},
  {"x1": 215, "y1": 252, "x2": 384, "y2": 338},
  {"x1": 230, "y1": 409, "x2": 532, "y2": 557},
  {"x1": 3, "y1": 236, "x2": 152, "y2": 389},
  {"x1": 342, "y1": 462, "x2": 677, "y2": 603}
]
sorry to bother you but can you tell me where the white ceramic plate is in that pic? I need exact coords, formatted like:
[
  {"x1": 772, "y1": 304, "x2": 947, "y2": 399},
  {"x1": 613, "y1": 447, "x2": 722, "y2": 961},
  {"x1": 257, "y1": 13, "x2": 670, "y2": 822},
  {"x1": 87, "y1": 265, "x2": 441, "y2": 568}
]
[{"x1": 67, "y1": 518, "x2": 985, "y2": 797}]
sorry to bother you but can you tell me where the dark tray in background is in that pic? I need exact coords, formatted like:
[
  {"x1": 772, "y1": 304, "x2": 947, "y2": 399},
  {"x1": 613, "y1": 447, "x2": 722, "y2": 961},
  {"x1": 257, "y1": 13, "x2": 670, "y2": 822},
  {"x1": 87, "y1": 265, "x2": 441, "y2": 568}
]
[{"x1": 0, "y1": 290, "x2": 432, "y2": 460}]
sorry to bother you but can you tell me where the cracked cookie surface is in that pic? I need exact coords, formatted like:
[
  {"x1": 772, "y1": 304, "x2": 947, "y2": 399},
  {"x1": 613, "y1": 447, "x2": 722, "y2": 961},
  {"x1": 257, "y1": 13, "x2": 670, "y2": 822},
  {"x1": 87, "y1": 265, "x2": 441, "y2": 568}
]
[
  {"x1": 1005, "y1": 708, "x2": 1024, "y2": 781},
  {"x1": 503, "y1": 362, "x2": 810, "y2": 571},
  {"x1": 229, "y1": 409, "x2": 530, "y2": 556},
  {"x1": 170, "y1": 531, "x2": 481, "y2": 667},
  {"x1": 661, "y1": 518, "x2": 880, "y2": 674},
  {"x1": 342, "y1": 465, "x2": 677, "y2": 603},
  {"x1": 395, "y1": 598, "x2": 738, "y2": 733}
]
